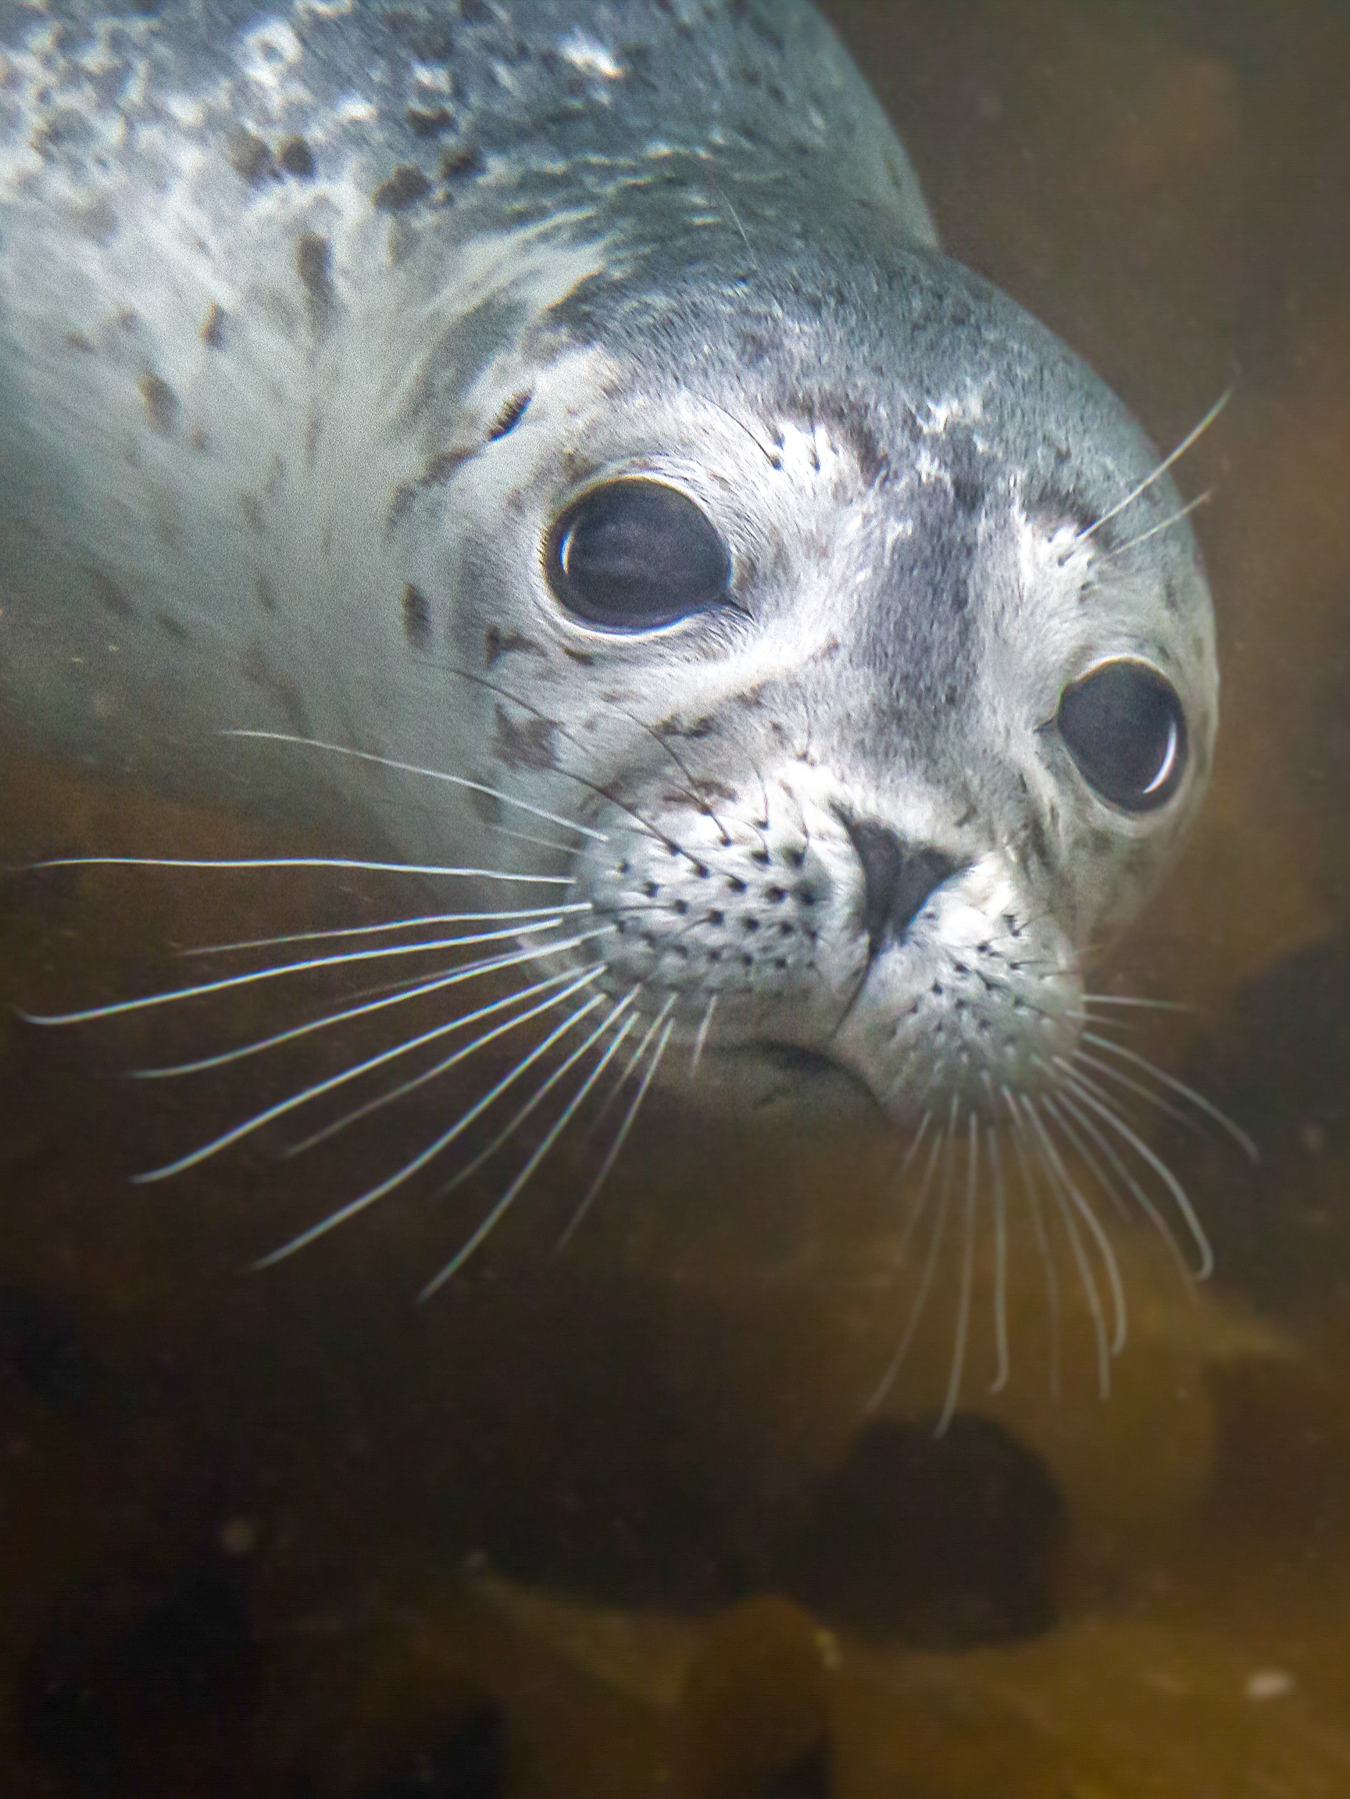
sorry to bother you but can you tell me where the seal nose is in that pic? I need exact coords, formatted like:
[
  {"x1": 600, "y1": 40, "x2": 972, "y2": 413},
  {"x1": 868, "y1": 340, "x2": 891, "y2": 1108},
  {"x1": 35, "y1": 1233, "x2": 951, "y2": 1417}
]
[{"x1": 846, "y1": 820, "x2": 959, "y2": 956}]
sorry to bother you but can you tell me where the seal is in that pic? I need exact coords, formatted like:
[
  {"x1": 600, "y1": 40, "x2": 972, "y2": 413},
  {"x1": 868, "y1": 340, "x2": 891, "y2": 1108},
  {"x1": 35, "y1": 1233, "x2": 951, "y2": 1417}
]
[{"x1": 0, "y1": 3, "x2": 1222, "y2": 1284}]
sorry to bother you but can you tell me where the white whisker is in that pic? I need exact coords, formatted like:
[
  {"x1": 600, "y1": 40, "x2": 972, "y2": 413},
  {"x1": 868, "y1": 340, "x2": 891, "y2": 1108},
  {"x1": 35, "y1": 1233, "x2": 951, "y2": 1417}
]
[
  {"x1": 1053, "y1": 1083, "x2": 1193, "y2": 1285},
  {"x1": 131, "y1": 958, "x2": 606, "y2": 1180},
  {"x1": 936, "y1": 1111, "x2": 978, "y2": 1436},
  {"x1": 1080, "y1": 1030, "x2": 1258, "y2": 1161},
  {"x1": 488, "y1": 822, "x2": 584, "y2": 855},
  {"x1": 181, "y1": 903, "x2": 590, "y2": 956},
  {"x1": 134, "y1": 934, "x2": 602, "y2": 1078},
  {"x1": 418, "y1": 992, "x2": 642, "y2": 1298},
  {"x1": 282, "y1": 967, "x2": 606, "y2": 1156},
  {"x1": 223, "y1": 729, "x2": 607, "y2": 843},
  {"x1": 1029, "y1": 1100, "x2": 1127, "y2": 1359},
  {"x1": 985, "y1": 1118, "x2": 1010, "y2": 1395},
  {"x1": 869, "y1": 1095, "x2": 957, "y2": 1412},
  {"x1": 25, "y1": 920, "x2": 569, "y2": 1027},
  {"x1": 1105, "y1": 490, "x2": 1212, "y2": 559},
  {"x1": 1070, "y1": 1046, "x2": 1199, "y2": 1137},
  {"x1": 1020, "y1": 1096, "x2": 1115, "y2": 1398},
  {"x1": 1003, "y1": 1088, "x2": 1061, "y2": 1403},
  {"x1": 898, "y1": 1107, "x2": 933, "y2": 1179},
  {"x1": 22, "y1": 854, "x2": 576, "y2": 882},
  {"x1": 1078, "y1": 387, "x2": 1231, "y2": 540},
  {"x1": 1061, "y1": 1080, "x2": 1213, "y2": 1279},
  {"x1": 250, "y1": 989, "x2": 610, "y2": 1267},
  {"x1": 689, "y1": 993, "x2": 718, "y2": 1079},
  {"x1": 557, "y1": 1007, "x2": 676, "y2": 1251}
]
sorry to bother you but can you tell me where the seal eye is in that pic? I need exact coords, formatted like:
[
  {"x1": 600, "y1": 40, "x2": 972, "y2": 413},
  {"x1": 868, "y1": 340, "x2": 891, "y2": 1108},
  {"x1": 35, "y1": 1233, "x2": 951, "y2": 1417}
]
[
  {"x1": 1056, "y1": 660, "x2": 1187, "y2": 812},
  {"x1": 547, "y1": 479, "x2": 731, "y2": 630}
]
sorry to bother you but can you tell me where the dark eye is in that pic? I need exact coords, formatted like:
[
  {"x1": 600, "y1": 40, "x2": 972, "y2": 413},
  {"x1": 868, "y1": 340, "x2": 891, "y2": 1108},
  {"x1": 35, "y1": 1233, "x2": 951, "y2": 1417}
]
[
  {"x1": 546, "y1": 479, "x2": 731, "y2": 630},
  {"x1": 1056, "y1": 660, "x2": 1187, "y2": 811}
]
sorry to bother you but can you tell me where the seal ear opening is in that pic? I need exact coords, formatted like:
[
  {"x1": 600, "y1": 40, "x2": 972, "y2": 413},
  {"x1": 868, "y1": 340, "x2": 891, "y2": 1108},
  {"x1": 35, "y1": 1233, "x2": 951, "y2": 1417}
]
[
  {"x1": 545, "y1": 479, "x2": 731, "y2": 631},
  {"x1": 1056, "y1": 660, "x2": 1187, "y2": 812}
]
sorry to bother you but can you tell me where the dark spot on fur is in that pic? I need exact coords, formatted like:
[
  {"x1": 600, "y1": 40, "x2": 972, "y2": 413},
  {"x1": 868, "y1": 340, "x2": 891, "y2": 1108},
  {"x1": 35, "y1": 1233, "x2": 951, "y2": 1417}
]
[
  {"x1": 296, "y1": 231, "x2": 333, "y2": 325},
  {"x1": 562, "y1": 646, "x2": 595, "y2": 665},
  {"x1": 485, "y1": 626, "x2": 545, "y2": 666},
  {"x1": 200, "y1": 302, "x2": 225, "y2": 348},
  {"x1": 254, "y1": 573, "x2": 277, "y2": 613},
  {"x1": 155, "y1": 611, "x2": 188, "y2": 641},
  {"x1": 189, "y1": 426, "x2": 207, "y2": 452},
  {"x1": 421, "y1": 447, "x2": 473, "y2": 485},
  {"x1": 385, "y1": 480, "x2": 416, "y2": 536},
  {"x1": 242, "y1": 638, "x2": 311, "y2": 739},
  {"x1": 402, "y1": 582, "x2": 431, "y2": 646},
  {"x1": 487, "y1": 392, "x2": 531, "y2": 439},
  {"x1": 459, "y1": 0, "x2": 491, "y2": 20},
  {"x1": 492, "y1": 704, "x2": 557, "y2": 772},
  {"x1": 238, "y1": 492, "x2": 265, "y2": 535},
  {"x1": 227, "y1": 127, "x2": 273, "y2": 184},
  {"x1": 89, "y1": 570, "x2": 132, "y2": 618},
  {"x1": 138, "y1": 372, "x2": 176, "y2": 435},
  {"x1": 277, "y1": 134, "x2": 314, "y2": 178},
  {"x1": 950, "y1": 475, "x2": 983, "y2": 516},
  {"x1": 64, "y1": 331, "x2": 95, "y2": 353},
  {"x1": 407, "y1": 104, "x2": 453, "y2": 137},
  {"x1": 374, "y1": 164, "x2": 431, "y2": 211},
  {"x1": 440, "y1": 142, "x2": 484, "y2": 180}
]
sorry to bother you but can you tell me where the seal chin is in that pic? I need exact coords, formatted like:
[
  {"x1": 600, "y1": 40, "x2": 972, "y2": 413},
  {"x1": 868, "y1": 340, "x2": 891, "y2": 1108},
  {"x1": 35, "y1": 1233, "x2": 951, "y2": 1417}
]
[{"x1": 686, "y1": 1041, "x2": 886, "y2": 1125}]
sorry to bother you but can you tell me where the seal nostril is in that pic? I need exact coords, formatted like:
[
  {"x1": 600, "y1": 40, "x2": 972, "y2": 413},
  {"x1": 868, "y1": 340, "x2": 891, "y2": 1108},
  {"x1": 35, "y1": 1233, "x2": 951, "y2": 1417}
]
[{"x1": 846, "y1": 819, "x2": 961, "y2": 957}]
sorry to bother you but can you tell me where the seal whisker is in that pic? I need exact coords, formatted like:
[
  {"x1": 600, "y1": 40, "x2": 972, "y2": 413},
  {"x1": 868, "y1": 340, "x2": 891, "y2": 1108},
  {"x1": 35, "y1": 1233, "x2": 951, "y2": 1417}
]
[
  {"x1": 936, "y1": 1110, "x2": 979, "y2": 1436},
  {"x1": 557, "y1": 1004, "x2": 677, "y2": 1251},
  {"x1": 23, "y1": 921, "x2": 573, "y2": 1027},
  {"x1": 1104, "y1": 490, "x2": 1212, "y2": 560},
  {"x1": 1003, "y1": 1090, "x2": 1062, "y2": 1403},
  {"x1": 1077, "y1": 994, "x2": 1196, "y2": 1012},
  {"x1": 985, "y1": 1119, "x2": 1011, "y2": 1395},
  {"x1": 1078, "y1": 386, "x2": 1231, "y2": 540},
  {"x1": 133, "y1": 962, "x2": 607, "y2": 1178},
  {"x1": 1079, "y1": 1030, "x2": 1258, "y2": 1160},
  {"x1": 1020, "y1": 1096, "x2": 1118, "y2": 1396},
  {"x1": 689, "y1": 994, "x2": 718, "y2": 1078},
  {"x1": 281, "y1": 967, "x2": 607, "y2": 1158},
  {"x1": 585, "y1": 997, "x2": 675, "y2": 1138},
  {"x1": 133, "y1": 941, "x2": 596, "y2": 1078},
  {"x1": 1053, "y1": 1084, "x2": 1194, "y2": 1285},
  {"x1": 418, "y1": 992, "x2": 643, "y2": 1298},
  {"x1": 180, "y1": 904, "x2": 591, "y2": 957},
  {"x1": 249, "y1": 990, "x2": 612, "y2": 1269},
  {"x1": 868, "y1": 1094, "x2": 958, "y2": 1412},
  {"x1": 1069, "y1": 1046, "x2": 1205, "y2": 1138},
  {"x1": 488, "y1": 823, "x2": 585, "y2": 856},
  {"x1": 1056, "y1": 1080, "x2": 1213, "y2": 1280},
  {"x1": 434, "y1": 989, "x2": 640, "y2": 1210},
  {"x1": 21, "y1": 856, "x2": 576, "y2": 884},
  {"x1": 898, "y1": 1107, "x2": 933, "y2": 1179},
  {"x1": 223, "y1": 729, "x2": 607, "y2": 844}
]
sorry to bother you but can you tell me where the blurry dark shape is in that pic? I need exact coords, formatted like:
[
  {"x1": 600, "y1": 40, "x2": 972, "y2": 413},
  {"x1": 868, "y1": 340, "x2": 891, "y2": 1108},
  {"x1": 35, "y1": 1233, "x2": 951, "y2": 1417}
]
[
  {"x1": 676, "y1": 1596, "x2": 832, "y2": 1799},
  {"x1": 15, "y1": 1548, "x2": 260, "y2": 1781},
  {"x1": 785, "y1": 1415, "x2": 1066, "y2": 1647},
  {"x1": 0, "y1": 1281, "x2": 96, "y2": 1417},
  {"x1": 352, "y1": 1701, "x2": 504, "y2": 1798}
]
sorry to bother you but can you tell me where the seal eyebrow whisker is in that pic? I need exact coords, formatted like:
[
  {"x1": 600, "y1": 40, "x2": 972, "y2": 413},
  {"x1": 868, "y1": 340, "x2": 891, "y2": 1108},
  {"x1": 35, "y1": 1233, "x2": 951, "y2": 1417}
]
[
  {"x1": 620, "y1": 708, "x2": 737, "y2": 848},
  {"x1": 284, "y1": 966, "x2": 611, "y2": 1158},
  {"x1": 178, "y1": 903, "x2": 591, "y2": 957},
  {"x1": 418, "y1": 989, "x2": 642, "y2": 1298},
  {"x1": 557, "y1": 1000, "x2": 677, "y2": 1251},
  {"x1": 1104, "y1": 489, "x2": 1212, "y2": 560},
  {"x1": 251, "y1": 986, "x2": 611, "y2": 1270},
  {"x1": 1079, "y1": 1029, "x2": 1257, "y2": 1160},
  {"x1": 705, "y1": 396, "x2": 780, "y2": 469},
  {"x1": 1078, "y1": 385, "x2": 1231, "y2": 540},
  {"x1": 223, "y1": 729, "x2": 608, "y2": 844}
]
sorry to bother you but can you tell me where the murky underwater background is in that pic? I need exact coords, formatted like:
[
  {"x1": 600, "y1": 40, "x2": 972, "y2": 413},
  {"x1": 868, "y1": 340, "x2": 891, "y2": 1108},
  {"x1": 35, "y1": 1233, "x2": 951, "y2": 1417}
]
[{"x1": 3, "y1": 1, "x2": 1350, "y2": 1792}]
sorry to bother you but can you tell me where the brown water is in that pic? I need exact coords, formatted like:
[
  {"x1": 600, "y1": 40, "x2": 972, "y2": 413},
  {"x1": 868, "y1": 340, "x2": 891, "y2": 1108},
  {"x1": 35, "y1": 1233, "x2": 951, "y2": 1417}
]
[{"x1": 4, "y1": 3, "x2": 1350, "y2": 1793}]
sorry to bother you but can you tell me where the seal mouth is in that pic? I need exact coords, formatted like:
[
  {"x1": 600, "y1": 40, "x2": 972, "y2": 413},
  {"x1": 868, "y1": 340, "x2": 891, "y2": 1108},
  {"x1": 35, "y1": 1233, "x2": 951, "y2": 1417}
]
[{"x1": 750, "y1": 1041, "x2": 884, "y2": 1113}]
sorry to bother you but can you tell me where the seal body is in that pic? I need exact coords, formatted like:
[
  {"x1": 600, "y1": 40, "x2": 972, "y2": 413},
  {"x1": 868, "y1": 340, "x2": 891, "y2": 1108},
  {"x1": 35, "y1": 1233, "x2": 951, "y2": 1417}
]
[{"x1": 0, "y1": 0, "x2": 1217, "y2": 1126}]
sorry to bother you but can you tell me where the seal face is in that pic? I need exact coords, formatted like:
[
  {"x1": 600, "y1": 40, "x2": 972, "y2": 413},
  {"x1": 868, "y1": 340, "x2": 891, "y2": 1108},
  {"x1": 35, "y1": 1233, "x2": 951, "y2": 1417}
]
[{"x1": 0, "y1": 1, "x2": 1217, "y2": 1133}]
